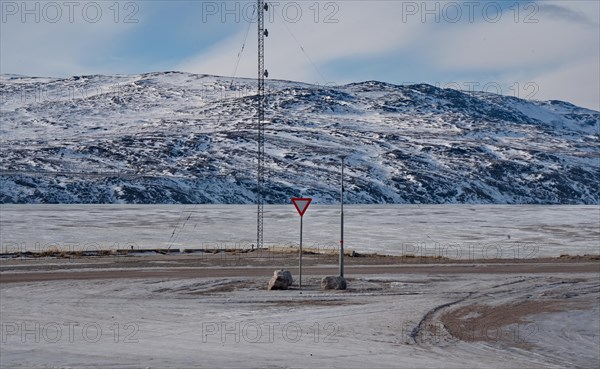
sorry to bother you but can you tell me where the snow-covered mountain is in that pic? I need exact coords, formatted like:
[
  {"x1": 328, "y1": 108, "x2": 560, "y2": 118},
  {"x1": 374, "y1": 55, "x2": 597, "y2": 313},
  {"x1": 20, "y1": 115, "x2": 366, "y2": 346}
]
[{"x1": 1, "y1": 71, "x2": 598, "y2": 204}]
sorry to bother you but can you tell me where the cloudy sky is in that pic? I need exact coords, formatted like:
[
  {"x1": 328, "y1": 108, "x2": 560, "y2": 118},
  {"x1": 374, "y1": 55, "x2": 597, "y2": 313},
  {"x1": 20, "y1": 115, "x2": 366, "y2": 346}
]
[{"x1": 1, "y1": 0, "x2": 598, "y2": 110}]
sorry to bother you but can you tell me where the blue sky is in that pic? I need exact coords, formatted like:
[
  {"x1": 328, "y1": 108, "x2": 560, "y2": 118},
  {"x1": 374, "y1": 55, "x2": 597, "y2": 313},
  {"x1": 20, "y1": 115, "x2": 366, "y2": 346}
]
[{"x1": 1, "y1": 0, "x2": 599, "y2": 109}]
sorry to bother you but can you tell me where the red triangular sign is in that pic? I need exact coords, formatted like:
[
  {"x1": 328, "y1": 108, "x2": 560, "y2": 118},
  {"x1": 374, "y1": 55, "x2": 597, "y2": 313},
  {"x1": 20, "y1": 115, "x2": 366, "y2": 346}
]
[{"x1": 291, "y1": 198, "x2": 312, "y2": 217}]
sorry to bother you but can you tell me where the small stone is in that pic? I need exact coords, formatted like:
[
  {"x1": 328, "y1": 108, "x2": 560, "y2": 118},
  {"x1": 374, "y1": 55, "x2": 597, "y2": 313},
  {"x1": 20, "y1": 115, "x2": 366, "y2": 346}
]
[
  {"x1": 321, "y1": 276, "x2": 347, "y2": 290},
  {"x1": 268, "y1": 269, "x2": 294, "y2": 290}
]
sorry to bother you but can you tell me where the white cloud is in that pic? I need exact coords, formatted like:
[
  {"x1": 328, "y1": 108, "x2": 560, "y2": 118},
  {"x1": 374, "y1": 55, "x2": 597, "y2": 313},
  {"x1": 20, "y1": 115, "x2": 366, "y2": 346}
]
[
  {"x1": 177, "y1": 1, "x2": 424, "y2": 83},
  {"x1": 538, "y1": 3, "x2": 599, "y2": 27},
  {"x1": 426, "y1": 10, "x2": 598, "y2": 72},
  {"x1": 418, "y1": 1, "x2": 599, "y2": 109},
  {"x1": 531, "y1": 56, "x2": 600, "y2": 111},
  {"x1": 0, "y1": 1, "x2": 140, "y2": 77}
]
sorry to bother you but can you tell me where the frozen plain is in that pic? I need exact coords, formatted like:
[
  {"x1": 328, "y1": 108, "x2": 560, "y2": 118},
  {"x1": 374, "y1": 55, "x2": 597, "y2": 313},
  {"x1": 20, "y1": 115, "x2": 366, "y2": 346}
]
[{"x1": 1, "y1": 204, "x2": 599, "y2": 257}]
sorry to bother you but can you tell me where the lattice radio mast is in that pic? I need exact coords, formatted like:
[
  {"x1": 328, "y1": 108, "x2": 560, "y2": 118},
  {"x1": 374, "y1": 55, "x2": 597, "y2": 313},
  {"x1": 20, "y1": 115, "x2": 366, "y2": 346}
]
[{"x1": 256, "y1": 0, "x2": 269, "y2": 249}]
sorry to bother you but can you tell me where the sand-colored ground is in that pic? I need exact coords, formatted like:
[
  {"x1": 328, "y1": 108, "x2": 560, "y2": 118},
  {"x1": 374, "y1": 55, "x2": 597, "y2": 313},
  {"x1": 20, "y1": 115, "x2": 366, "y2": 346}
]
[{"x1": 1, "y1": 251, "x2": 599, "y2": 283}]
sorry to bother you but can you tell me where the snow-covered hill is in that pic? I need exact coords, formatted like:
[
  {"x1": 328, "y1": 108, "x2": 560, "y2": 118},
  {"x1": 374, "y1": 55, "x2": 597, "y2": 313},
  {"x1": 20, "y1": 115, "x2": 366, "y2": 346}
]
[{"x1": 1, "y1": 72, "x2": 598, "y2": 204}]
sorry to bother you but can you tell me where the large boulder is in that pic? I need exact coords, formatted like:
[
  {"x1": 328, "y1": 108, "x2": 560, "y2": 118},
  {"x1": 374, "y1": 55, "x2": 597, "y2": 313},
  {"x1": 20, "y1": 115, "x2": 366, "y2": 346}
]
[
  {"x1": 268, "y1": 269, "x2": 294, "y2": 290},
  {"x1": 321, "y1": 276, "x2": 347, "y2": 290}
]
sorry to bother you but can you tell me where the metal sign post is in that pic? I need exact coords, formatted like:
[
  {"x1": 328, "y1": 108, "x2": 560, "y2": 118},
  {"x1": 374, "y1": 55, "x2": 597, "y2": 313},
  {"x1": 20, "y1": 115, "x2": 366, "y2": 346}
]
[
  {"x1": 340, "y1": 156, "x2": 345, "y2": 278},
  {"x1": 291, "y1": 198, "x2": 312, "y2": 289},
  {"x1": 300, "y1": 215, "x2": 303, "y2": 288}
]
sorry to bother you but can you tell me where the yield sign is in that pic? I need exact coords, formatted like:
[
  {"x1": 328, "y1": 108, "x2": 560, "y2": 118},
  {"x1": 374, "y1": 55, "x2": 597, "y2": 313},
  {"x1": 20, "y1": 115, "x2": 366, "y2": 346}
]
[{"x1": 291, "y1": 198, "x2": 312, "y2": 217}]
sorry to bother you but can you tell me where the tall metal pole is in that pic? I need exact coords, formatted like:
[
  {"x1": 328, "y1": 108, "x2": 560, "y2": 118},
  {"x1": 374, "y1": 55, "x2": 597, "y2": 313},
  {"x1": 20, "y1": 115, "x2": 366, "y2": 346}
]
[
  {"x1": 299, "y1": 215, "x2": 303, "y2": 289},
  {"x1": 340, "y1": 157, "x2": 345, "y2": 277},
  {"x1": 256, "y1": 0, "x2": 266, "y2": 250}
]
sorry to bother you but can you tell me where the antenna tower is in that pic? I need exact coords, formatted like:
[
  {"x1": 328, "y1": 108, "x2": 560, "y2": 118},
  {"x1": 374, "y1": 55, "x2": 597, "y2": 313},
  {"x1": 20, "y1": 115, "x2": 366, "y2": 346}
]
[{"x1": 257, "y1": 0, "x2": 268, "y2": 249}]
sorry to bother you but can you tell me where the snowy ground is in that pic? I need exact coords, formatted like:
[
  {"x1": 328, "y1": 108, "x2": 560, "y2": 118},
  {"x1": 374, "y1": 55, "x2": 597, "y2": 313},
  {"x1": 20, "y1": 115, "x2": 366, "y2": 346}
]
[
  {"x1": 1, "y1": 204, "x2": 598, "y2": 367},
  {"x1": 1, "y1": 205, "x2": 599, "y2": 258},
  {"x1": 1, "y1": 270, "x2": 598, "y2": 368}
]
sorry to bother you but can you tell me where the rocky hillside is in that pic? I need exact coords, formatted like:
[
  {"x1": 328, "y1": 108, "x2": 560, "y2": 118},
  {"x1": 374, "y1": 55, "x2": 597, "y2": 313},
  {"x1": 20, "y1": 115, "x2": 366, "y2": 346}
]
[{"x1": 1, "y1": 72, "x2": 598, "y2": 204}]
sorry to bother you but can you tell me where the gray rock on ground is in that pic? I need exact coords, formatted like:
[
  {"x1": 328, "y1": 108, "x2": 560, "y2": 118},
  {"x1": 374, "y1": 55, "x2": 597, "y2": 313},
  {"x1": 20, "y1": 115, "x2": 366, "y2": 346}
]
[
  {"x1": 321, "y1": 276, "x2": 347, "y2": 290},
  {"x1": 268, "y1": 269, "x2": 294, "y2": 290}
]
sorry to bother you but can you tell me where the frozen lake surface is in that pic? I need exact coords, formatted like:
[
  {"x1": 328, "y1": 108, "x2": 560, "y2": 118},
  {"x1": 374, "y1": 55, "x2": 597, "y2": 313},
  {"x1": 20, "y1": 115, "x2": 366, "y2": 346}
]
[{"x1": 1, "y1": 205, "x2": 598, "y2": 258}]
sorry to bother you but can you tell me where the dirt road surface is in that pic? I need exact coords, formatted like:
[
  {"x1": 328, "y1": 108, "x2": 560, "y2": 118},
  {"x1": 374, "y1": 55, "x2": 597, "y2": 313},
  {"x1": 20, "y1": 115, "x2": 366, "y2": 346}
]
[{"x1": 2, "y1": 255, "x2": 598, "y2": 283}]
